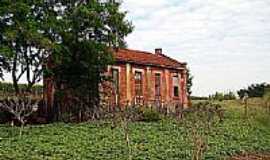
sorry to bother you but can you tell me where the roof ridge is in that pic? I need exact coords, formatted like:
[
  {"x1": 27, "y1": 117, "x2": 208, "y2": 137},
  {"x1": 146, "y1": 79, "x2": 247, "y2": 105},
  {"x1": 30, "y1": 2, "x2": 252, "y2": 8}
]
[
  {"x1": 115, "y1": 48, "x2": 186, "y2": 69},
  {"x1": 123, "y1": 48, "x2": 184, "y2": 65},
  {"x1": 119, "y1": 48, "x2": 154, "y2": 55}
]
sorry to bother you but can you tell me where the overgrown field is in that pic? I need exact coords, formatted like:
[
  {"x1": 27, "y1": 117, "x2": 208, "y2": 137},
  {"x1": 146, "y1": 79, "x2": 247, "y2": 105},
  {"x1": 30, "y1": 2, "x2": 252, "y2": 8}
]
[{"x1": 0, "y1": 100, "x2": 270, "y2": 160}]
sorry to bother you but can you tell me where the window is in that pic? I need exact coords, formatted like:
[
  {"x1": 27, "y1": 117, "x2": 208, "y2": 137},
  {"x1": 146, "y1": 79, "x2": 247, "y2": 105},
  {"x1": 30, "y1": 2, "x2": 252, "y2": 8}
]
[
  {"x1": 135, "y1": 71, "x2": 143, "y2": 97},
  {"x1": 173, "y1": 75, "x2": 179, "y2": 97},
  {"x1": 155, "y1": 73, "x2": 161, "y2": 98},
  {"x1": 174, "y1": 86, "x2": 179, "y2": 97},
  {"x1": 112, "y1": 69, "x2": 119, "y2": 95}
]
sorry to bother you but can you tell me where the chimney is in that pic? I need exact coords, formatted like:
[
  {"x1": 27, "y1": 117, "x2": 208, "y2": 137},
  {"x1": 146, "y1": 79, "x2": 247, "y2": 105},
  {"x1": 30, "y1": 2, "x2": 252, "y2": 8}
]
[{"x1": 155, "y1": 48, "x2": 162, "y2": 55}]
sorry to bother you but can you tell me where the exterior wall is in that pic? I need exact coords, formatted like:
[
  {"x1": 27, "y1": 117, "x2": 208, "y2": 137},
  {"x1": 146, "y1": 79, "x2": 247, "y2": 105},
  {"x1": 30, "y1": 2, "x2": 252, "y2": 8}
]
[
  {"x1": 45, "y1": 62, "x2": 188, "y2": 114},
  {"x1": 107, "y1": 62, "x2": 188, "y2": 110},
  {"x1": 107, "y1": 64, "x2": 127, "y2": 107}
]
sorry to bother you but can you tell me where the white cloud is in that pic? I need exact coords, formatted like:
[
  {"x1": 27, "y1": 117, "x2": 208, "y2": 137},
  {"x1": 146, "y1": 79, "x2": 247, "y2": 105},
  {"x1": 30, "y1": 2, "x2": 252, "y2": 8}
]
[{"x1": 122, "y1": 0, "x2": 270, "y2": 96}]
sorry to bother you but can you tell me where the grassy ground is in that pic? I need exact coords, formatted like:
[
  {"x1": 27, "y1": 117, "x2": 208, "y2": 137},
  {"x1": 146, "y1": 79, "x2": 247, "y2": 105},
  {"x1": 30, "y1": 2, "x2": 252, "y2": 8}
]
[{"x1": 0, "y1": 100, "x2": 270, "y2": 160}]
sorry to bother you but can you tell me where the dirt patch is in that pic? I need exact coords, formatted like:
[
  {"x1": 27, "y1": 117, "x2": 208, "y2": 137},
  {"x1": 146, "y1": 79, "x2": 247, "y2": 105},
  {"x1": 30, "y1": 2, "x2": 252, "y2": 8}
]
[{"x1": 230, "y1": 153, "x2": 270, "y2": 160}]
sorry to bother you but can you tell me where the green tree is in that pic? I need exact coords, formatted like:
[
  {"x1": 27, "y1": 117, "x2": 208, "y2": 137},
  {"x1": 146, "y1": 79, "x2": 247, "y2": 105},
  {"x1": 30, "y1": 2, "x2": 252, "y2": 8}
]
[
  {"x1": 224, "y1": 91, "x2": 236, "y2": 100},
  {"x1": 237, "y1": 89, "x2": 247, "y2": 99},
  {"x1": 0, "y1": 0, "x2": 53, "y2": 93},
  {"x1": 186, "y1": 68, "x2": 193, "y2": 99},
  {"x1": 0, "y1": 56, "x2": 10, "y2": 80},
  {"x1": 0, "y1": 1, "x2": 133, "y2": 121},
  {"x1": 237, "y1": 83, "x2": 270, "y2": 99},
  {"x1": 46, "y1": 1, "x2": 133, "y2": 120},
  {"x1": 211, "y1": 92, "x2": 224, "y2": 101}
]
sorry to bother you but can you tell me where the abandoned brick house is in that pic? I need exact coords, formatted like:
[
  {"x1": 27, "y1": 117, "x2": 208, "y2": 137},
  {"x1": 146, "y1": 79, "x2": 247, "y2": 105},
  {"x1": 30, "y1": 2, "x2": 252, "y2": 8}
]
[{"x1": 44, "y1": 48, "x2": 188, "y2": 113}]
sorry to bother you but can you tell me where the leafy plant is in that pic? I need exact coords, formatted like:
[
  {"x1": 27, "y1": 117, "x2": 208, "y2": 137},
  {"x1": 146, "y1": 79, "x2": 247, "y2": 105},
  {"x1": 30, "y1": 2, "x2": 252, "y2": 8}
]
[
  {"x1": 140, "y1": 107, "x2": 161, "y2": 122},
  {"x1": 0, "y1": 100, "x2": 269, "y2": 159},
  {"x1": 183, "y1": 101, "x2": 226, "y2": 160},
  {"x1": 45, "y1": 1, "x2": 133, "y2": 121},
  {"x1": 237, "y1": 83, "x2": 270, "y2": 99},
  {"x1": 0, "y1": 82, "x2": 43, "y2": 99},
  {"x1": 0, "y1": 1, "x2": 52, "y2": 94}
]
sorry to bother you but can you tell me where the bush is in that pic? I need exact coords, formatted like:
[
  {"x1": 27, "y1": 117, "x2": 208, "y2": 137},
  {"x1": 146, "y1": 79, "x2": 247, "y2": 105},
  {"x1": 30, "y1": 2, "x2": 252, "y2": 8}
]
[
  {"x1": 140, "y1": 108, "x2": 161, "y2": 122},
  {"x1": 0, "y1": 110, "x2": 11, "y2": 123},
  {"x1": 105, "y1": 106, "x2": 161, "y2": 123},
  {"x1": 0, "y1": 82, "x2": 43, "y2": 98}
]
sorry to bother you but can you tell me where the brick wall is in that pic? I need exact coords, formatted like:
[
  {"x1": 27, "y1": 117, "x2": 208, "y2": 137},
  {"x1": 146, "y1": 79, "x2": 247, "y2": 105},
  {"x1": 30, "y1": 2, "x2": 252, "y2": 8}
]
[
  {"x1": 45, "y1": 62, "x2": 188, "y2": 114},
  {"x1": 106, "y1": 62, "x2": 188, "y2": 109}
]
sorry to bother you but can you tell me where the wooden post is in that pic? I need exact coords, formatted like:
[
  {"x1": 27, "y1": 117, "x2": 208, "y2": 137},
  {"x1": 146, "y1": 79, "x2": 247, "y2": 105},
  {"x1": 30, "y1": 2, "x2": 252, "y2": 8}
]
[{"x1": 243, "y1": 93, "x2": 248, "y2": 117}]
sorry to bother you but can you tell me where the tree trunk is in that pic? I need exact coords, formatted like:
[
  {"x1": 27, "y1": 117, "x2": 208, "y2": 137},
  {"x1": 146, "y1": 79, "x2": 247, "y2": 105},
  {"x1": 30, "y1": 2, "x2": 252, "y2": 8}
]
[
  {"x1": 12, "y1": 54, "x2": 19, "y2": 95},
  {"x1": 19, "y1": 119, "x2": 25, "y2": 137}
]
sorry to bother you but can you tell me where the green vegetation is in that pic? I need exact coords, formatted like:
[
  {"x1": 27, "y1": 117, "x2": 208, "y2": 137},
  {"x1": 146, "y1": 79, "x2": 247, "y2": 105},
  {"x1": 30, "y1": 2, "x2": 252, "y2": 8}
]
[
  {"x1": 237, "y1": 82, "x2": 270, "y2": 99},
  {"x1": 186, "y1": 68, "x2": 193, "y2": 99},
  {"x1": 0, "y1": 82, "x2": 43, "y2": 97},
  {"x1": 191, "y1": 91, "x2": 237, "y2": 101},
  {"x1": 0, "y1": 1, "x2": 133, "y2": 119},
  {"x1": 263, "y1": 88, "x2": 270, "y2": 112},
  {"x1": 209, "y1": 91, "x2": 236, "y2": 101},
  {"x1": 0, "y1": 100, "x2": 269, "y2": 160},
  {"x1": 140, "y1": 108, "x2": 161, "y2": 122}
]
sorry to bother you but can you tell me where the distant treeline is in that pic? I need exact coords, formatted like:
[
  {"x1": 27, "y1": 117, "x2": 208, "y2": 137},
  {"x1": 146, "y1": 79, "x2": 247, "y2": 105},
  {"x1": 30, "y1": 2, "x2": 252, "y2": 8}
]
[
  {"x1": 191, "y1": 82, "x2": 270, "y2": 101},
  {"x1": 209, "y1": 91, "x2": 236, "y2": 101},
  {"x1": 191, "y1": 91, "x2": 237, "y2": 101},
  {"x1": 190, "y1": 96, "x2": 209, "y2": 100},
  {"x1": 237, "y1": 82, "x2": 270, "y2": 99},
  {"x1": 191, "y1": 92, "x2": 236, "y2": 101},
  {"x1": 0, "y1": 82, "x2": 43, "y2": 94}
]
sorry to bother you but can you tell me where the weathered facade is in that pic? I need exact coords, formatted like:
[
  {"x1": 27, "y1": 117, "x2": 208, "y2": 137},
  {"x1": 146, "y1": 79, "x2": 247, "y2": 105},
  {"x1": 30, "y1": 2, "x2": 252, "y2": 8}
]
[
  {"x1": 44, "y1": 48, "x2": 188, "y2": 114},
  {"x1": 104, "y1": 48, "x2": 188, "y2": 110}
]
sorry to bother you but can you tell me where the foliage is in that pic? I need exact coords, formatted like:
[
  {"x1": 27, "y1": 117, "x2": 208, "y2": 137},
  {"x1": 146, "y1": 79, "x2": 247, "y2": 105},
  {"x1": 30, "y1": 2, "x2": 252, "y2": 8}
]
[
  {"x1": 263, "y1": 88, "x2": 270, "y2": 102},
  {"x1": 0, "y1": 1, "x2": 52, "y2": 93},
  {"x1": 184, "y1": 102, "x2": 223, "y2": 160},
  {"x1": 0, "y1": 55, "x2": 10, "y2": 80},
  {"x1": 186, "y1": 68, "x2": 193, "y2": 98},
  {"x1": 104, "y1": 106, "x2": 161, "y2": 123},
  {"x1": 263, "y1": 88, "x2": 270, "y2": 113},
  {"x1": 191, "y1": 96, "x2": 209, "y2": 100},
  {"x1": 0, "y1": 96, "x2": 40, "y2": 136},
  {"x1": 0, "y1": 82, "x2": 43, "y2": 98},
  {"x1": 46, "y1": 0, "x2": 133, "y2": 121},
  {"x1": 0, "y1": 101, "x2": 269, "y2": 159},
  {"x1": 140, "y1": 108, "x2": 161, "y2": 122},
  {"x1": 209, "y1": 91, "x2": 236, "y2": 101},
  {"x1": 0, "y1": 1, "x2": 133, "y2": 116},
  {"x1": 0, "y1": 110, "x2": 11, "y2": 123},
  {"x1": 237, "y1": 83, "x2": 270, "y2": 99}
]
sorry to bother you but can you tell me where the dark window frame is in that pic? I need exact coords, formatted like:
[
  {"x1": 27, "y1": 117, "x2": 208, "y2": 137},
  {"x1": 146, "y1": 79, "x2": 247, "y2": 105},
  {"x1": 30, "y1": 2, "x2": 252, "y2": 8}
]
[
  {"x1": 173, "y1": 75, "x2": 180, "y2": 97},
  {"x1": 135, "y1": 71, "x2": 143, "y2": 97},
  {"x1": 155, "y1": 73, "x2": 161, "y2": 98},
  {"x1": 174, "y1": 86, "x2": 179, "y2": 97},
  {"x1": 112, "y1": 68, "x2": 119, "y2": 95}
]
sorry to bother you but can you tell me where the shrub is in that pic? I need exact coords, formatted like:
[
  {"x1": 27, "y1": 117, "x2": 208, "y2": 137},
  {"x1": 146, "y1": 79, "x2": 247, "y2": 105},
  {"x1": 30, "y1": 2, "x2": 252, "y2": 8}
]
[
  {"x1": 0, "y1": 110, "x2": 11, "y2": 123},
  {"x1": 107, "y1": 106, "x2": 161, "y2": 123},
  {"x1": 140, "y1": 108, "x2": 161, "y2": 122},
  {"x1": 0, "y1": 82, "x2": 43, "y2": 99},
  {"x1": 0, "y1": 97, "x2": 39, "y2": 125}
]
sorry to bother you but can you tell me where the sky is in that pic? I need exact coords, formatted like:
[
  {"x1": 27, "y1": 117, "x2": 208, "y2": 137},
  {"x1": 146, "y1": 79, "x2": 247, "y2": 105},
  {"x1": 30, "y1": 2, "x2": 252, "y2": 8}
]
[{"x1": 121, "y1": 0, "x2": 270, "y2": 96}]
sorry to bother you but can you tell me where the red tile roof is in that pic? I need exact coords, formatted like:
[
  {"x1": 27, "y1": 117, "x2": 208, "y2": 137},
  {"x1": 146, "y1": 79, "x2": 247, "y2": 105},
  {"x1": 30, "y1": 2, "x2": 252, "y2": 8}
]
[{"x1": 113, "y1": 49, "x2": 186, "y2": 69}]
